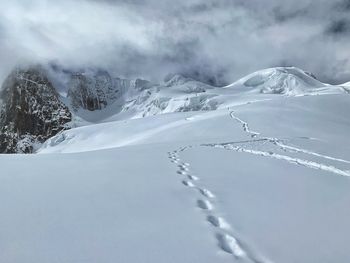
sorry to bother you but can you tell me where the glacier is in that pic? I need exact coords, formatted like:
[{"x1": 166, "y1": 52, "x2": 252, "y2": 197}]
[{"x1": 0, "y1": 66, "x2": 350, "y2": 263}]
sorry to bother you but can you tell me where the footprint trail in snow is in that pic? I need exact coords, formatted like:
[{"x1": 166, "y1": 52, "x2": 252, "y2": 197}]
[
  {"x1": 167, "y1": 110, "x2": 350, "y2": 262},
  {"x1": 167, "y1": 149, "x2": 269, "y2": 263}
]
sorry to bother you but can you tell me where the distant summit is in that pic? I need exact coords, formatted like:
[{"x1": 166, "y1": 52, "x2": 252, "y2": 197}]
[{"x1": 226, "y1": 67, "x2": 327, "y2": 96}]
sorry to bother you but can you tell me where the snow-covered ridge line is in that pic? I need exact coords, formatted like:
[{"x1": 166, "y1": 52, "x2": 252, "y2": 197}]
[
  {"x1": 51, "y1": 65, "x2": 349, "y2": 124},
  {"x1": 223, "y1": 67, "x2": 346, "y2": 96}
]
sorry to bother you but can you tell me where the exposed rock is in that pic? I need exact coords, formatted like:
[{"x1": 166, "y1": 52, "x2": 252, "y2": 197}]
[
  {"x1": 67, "y1": 70, "x2": 119, "y2": 111},
  {"x1": 66, "y1": 67, "x2": 155, "y2": 115},
  {"x1": 0, "y1": 66, "x2": 72, "y2": 153}
]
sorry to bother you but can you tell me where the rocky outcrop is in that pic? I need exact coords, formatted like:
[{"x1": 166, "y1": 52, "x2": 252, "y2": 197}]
[
  {"x1": 0, "y1": 65, "x2": 156, "y2": 153},
  {"x1": 67, "y1": 69, "x2": 154, "y2": 115},
  {"x1": 67, "y1": 68, "x2": 154, "y2": 113},
  {"x1": 0, "y1": 66, "x2": 72, "y2": 153},
  {"x1": 67, "y1": 70, "x2": 120, "y2": 111}
]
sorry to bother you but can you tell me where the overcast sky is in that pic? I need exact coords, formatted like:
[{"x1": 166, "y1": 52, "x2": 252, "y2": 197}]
[{"x1": 1, "y1": 0, "x2": 350, "y2": 85}]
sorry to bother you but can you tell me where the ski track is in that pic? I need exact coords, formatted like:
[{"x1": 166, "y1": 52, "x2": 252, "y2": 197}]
[
  {"x1": 273, "y1": 141, "x2": 350, "y2": 165},
  {"x1": 205, "y1": 143, "x2": 350, "y2": 177},
  {"x1": 167, "y1": 150, "x2": 270, "y2": 263},
  {"x1": 225, "y1": 111, "x2": 350, "y2": 177}
]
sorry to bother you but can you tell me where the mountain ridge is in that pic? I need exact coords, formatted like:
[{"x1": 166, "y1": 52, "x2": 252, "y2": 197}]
[{"x1": 0, "y1": 64, "x2": 348, "y2": 153}]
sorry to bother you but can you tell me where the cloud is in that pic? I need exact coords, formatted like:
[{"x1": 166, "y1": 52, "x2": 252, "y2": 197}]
[{"x1": 0, "y1": 0, "x2": 350, "y2": 86}]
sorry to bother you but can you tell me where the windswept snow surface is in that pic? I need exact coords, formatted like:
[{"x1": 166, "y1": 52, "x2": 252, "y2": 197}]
[{"x1": 1, "y1": 67, "x2": 350, "y2": 263}]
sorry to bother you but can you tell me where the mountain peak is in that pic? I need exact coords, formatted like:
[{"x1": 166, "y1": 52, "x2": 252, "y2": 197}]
[
  {"x1": 0, "y1": 66, "x2": 72, "y2": 153},
  {"x1": 164, "y1": 74, "x2": 193, "y2": 87},
  {"x1": 226, "y1": 67, "x2": 325, "y2": 95}
]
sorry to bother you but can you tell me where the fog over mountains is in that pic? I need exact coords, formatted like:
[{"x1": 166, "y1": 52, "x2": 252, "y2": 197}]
[{"x1": 1, "y1": 0, "x2": 350, "y2": 86}]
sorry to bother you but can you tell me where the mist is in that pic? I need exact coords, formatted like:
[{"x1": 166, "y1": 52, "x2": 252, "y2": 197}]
[{"x1": 1, "y1": 0, "x2": 350, "y2": 85}]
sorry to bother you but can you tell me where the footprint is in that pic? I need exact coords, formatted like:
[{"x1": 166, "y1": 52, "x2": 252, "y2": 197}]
[
  {"x1": 187, "y1": 174, "x2": 199, "y2": 181},
  {"x1": 182, "y1": 180, "x2": 195, "y2": 187},
  {"x1": 207, "y1": 215, "x2": 230, "y2": 229},
  {"x1": 182, "y1": 162, "x2": 190, "y2": 167},
  {"x1": 197, "y1": 199, "x2": 213, "y2": 210},
  {"x1": 178, "y1": 165, "x2": 189, "y2": 171},
  {"x1": 198, "y1": 188, "x2": 215, "y2": 198},
  {"x1": 216, "y1": 233, "x2": 246, "y2": 257},
  {"x1": 177, "y1": 170, "x2": 187, "y2": 175}
]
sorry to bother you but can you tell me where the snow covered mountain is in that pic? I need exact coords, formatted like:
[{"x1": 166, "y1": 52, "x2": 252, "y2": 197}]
[
  {"x1": 67, "y1": 69, "x2": 120, "y2": 111},
  {"x1": 67, "y1": 66, "x2": 347, "y2": 123},
  {"x1": 226, "y1": 67, "x2": 326, "y2": 94},
  {"x1": 0, "y1": 63, "x2": 350, "y2": 263},
  {"x1": 0, "y1": 66, "x2": 71, "y2": 153},
  {"x1": 0, "y1": 65, "x2": 347, "y2": 153}
]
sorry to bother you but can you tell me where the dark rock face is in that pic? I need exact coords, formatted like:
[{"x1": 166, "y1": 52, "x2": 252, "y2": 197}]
[
  {"x1": 66, "y1": 68, "x2": 154, "y2": 112},
  {"x1": 0, "y1": 67, "x2": 72, "y2": 153},
  {"x1": 67, "y1": 70, "x2": 119, "y2": 111}
]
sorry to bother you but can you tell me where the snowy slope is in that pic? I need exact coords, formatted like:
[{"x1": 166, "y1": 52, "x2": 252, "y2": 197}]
[
  {"x1": 58, "y1": 67, "x2": 347, "y2": 124},
  {"x1": 225, "y1": 67, "x2": 340, "y2": 95},
  {"x1": 108, "y1": 67, "x2": 346, "y2": 120},
  {"x1": 1, "y1": 67, "x2": 350, "y2": 263},
  {"x1": 35, "y1": 94, "x2": 350, "y2": 263}
]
